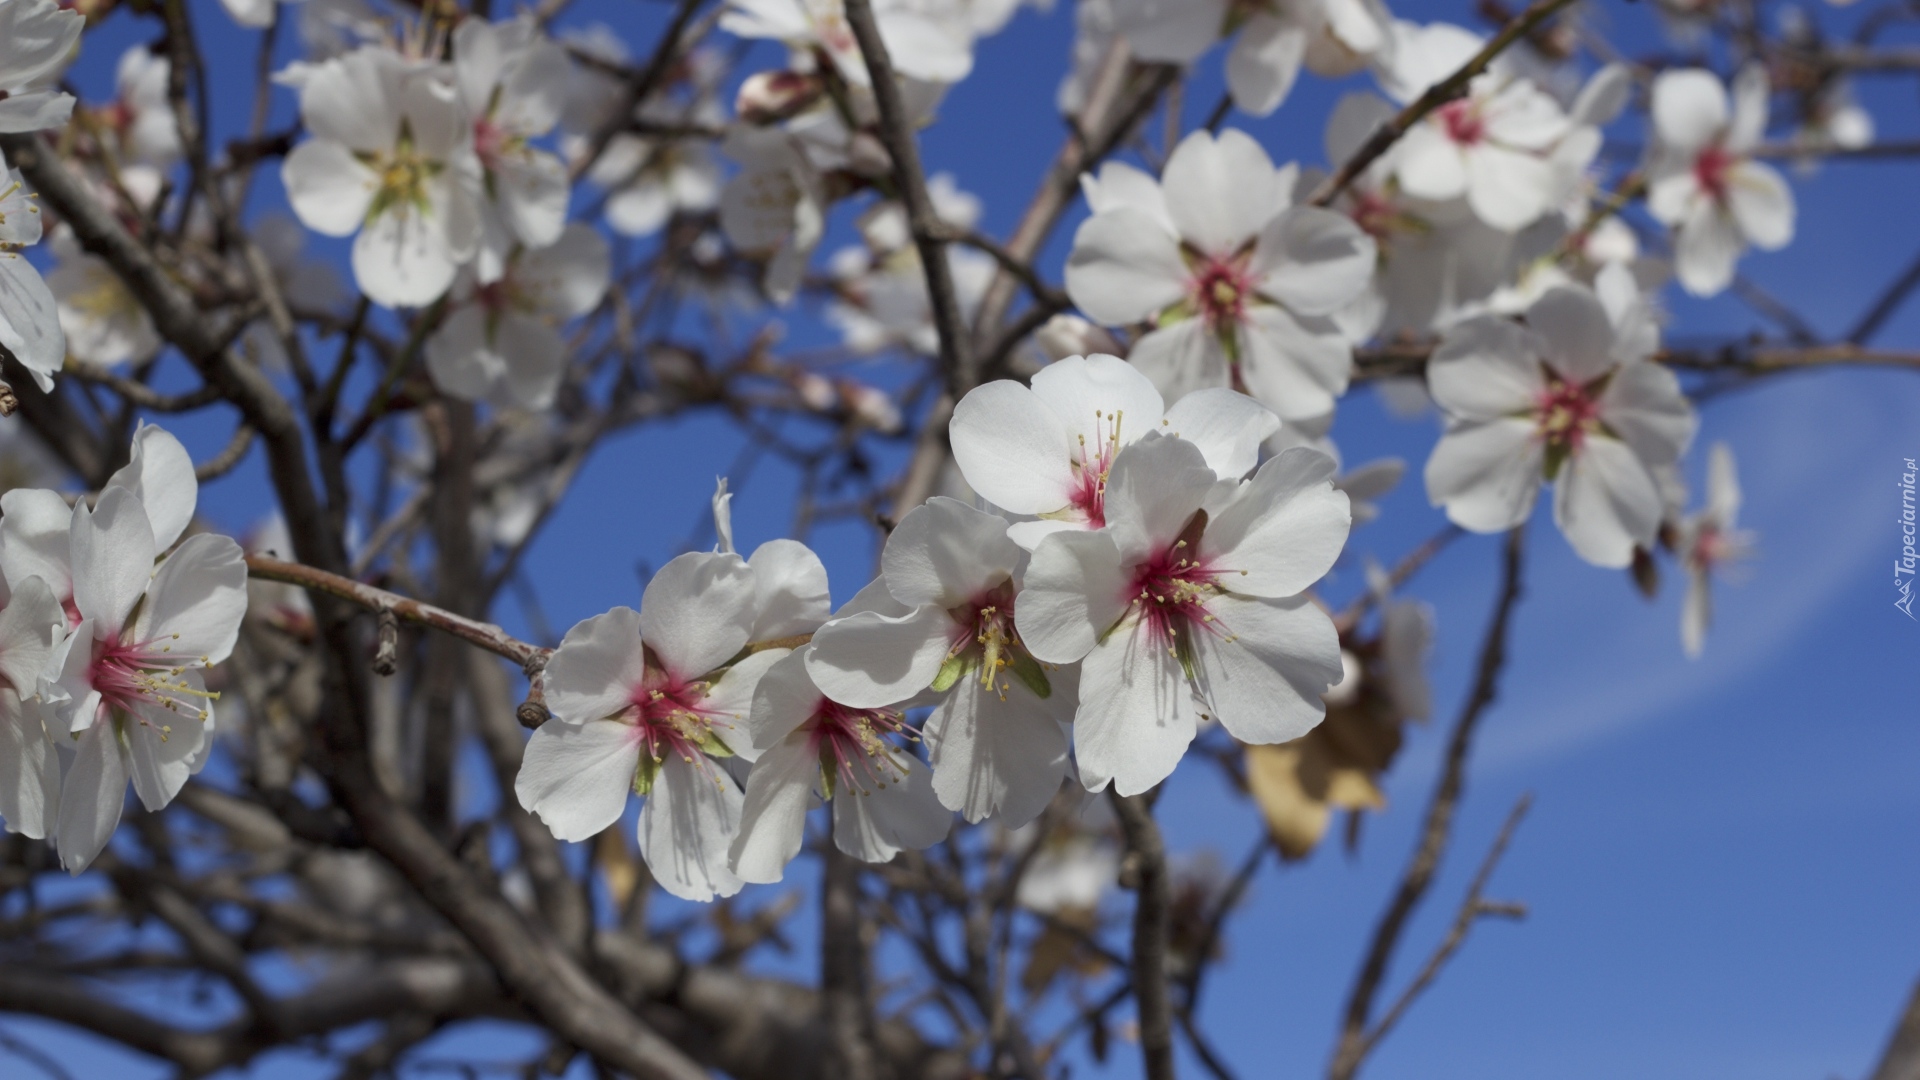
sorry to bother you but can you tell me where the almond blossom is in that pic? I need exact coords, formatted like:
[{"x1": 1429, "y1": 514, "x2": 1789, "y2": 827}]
[
  {"x1": 1678, "y1": 442, "x2": 1754, "y2": 657},
  {"x1": 1064, "y1": 130, "x2": 1375, "y2": 420},
  {"x1": 451, "y1": 17, "x2": 572, "y2": 282},
  {"x1": 515, "y1": 545, "x2": 821, "y2": 902},
  {"x1": 1646, "y1": 66, "x2": 1795, "y2": 297},
  {"x1": 727, "y1": 647, "x2": 952, "y2": 883},
  {"x1": 93, "y1": 46, "x2": 181, "y2": 207},
  {"x1": 1377, "y1": 20, "x2": 1583, "y2": 233},
  {"x1": 424, "y1": 222, "x2": 610, "y2": 409},
  {"x1": 0, "y1": 151, "x2": 64, "y2": 388},
  {"x1": 0, "y1": 0, "x2": 83, "y2": 135},
  {"x1": 806, "y1": 498, "x2": 1073, "y2": 828},
  {"x1": 48, "y1": 486, "x2": 248, "y2": 873},
  {"x1": 0, "y1": 572, "x2": 70, "y2": 840},
  {"x1": 282, "y1": 45, "x2": 482, "y2": 307},
  {"x1": 720, "y1": 126, "x2": 828, "y2": 304},
  {"x1": 949, "y1": 352, "x2": 1278, "y2": 549},
  {"x1": 1423, "y1": 269, "x2": 1697, "y2": 568},
  {"x1": 1016, "y1": 434, "x2": 1351, "y2": 795},
  {"x1": 721, "y1": 0, "x2": 976, "y2": 87},
  {"x1": 1, "y1": 423, "x2": 202, "y2": 631},
  {"x1": 46, "y1": 230, "x2": 162, "y2": 368},
  {"x1": 1114, "y1": 0, "x2": 1392, "y2": 118}
]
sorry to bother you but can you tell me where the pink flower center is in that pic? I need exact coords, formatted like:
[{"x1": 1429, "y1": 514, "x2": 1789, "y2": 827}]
[
  {"x1": 1190, "y1": 256, "x2": 1255, "y2": 335},
  {"x1": 1127, "y1": 522, "x2": 1232, "y2": 661},
  {"x1": 1693, "y1": 145, "x2": 1735, "y2": 203},
  {"x1": 1534, "y1": 375, "x2": 1602, "y2": 454},
  {"x1": 86, "y1": 632, "x2": 218, "y2": 737},
  {"x1": 1438, "y1": 100, "x2": 1486, "y2": 146},
  {"x1": 474, "y1": 118, "x2": 511, "y2": 169},
  {"x1": 627, "y1": 666, "x2": 729, "y2": 765},
  {"x1": 1691, "y1": 523, "x2": 1728, "y2": 569},
  {"x1": 1348, "y1": 190, "x2": 1397, "y2": 241},
  {"x1": 1067, "y1": 410, "x2": 1126, "y2": 527},
  {"x1": 806, "y1": 699, "x2": 917, "y2": 796}
]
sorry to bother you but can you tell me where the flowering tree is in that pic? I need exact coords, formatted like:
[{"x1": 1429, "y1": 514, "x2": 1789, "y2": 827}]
[{"x1": 0, "y1": 0, "x2": 1912, "y2": 1076}]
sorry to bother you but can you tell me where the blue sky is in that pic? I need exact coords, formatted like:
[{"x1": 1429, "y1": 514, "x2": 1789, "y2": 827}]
[{"x1": 12, "y1": 0, "x2": 1920, "y2": 1077}]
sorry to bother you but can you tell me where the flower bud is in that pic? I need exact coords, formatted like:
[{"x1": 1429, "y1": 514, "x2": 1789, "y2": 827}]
[
  {"x1": 735, "y1": 71, "x2": 824, "y2": 125},
  {"x1": 1034, "y1": 314, "x2": 1122, "y2": 362}
]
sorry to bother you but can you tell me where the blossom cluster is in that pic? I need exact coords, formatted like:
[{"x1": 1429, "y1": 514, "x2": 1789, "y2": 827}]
[
  {"x1": 517, "y1": 358, "x2": 1351, "y2": 898},
  {"x1": 0, "y1": 425, "x2": 248, "y2": 874}
]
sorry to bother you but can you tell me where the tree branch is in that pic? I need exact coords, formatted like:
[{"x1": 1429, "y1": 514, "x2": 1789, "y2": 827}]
[
  {"x1": 1328, "y1": 527, "x2": 1526, "y2": 1080},
  {"x1": 1111, "y1": 790, "x2": 1177, "y2": 1080}
]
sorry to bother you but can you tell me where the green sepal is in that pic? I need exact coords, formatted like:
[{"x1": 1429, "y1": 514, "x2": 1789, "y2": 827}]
[
  {"x1": 818, "y1": 751, "x2": 838, "y2": 801},
  {"x1": 696, "y1": 731, "x2": 736, "y2": 759},
  {"x1": 632, "y1": 753, "x2": 661, "y2": 797},
  {"x1": 1009, "y1": 650, "x2": 1052, "y2": 699},
  {"x1": 1542, "y1": 441, "x2": 1569, "y2": 482},
  {"x1": 931, "y1": 651, "x2": 975, "y2": 693}
]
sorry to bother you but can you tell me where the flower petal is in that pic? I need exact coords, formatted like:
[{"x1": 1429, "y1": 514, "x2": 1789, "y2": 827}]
[
  {"x1": 56, "y1": 715, "x2": 129, "y2": 874},
  {"x1": 1652, "y1": 69, "x2": 1729, "y2": 154},
  {"x1": 728, "y1": 731, "x2": 816, "y2": 883},
  {"x1": 805, "y1": 605, "x2": 952, "y2": 709},
  {"x1": 70, "y1": 487, "x2": 155, "y2": 637},
  {"x1": 923, "y1": 670, "x2": 1071, "y2": 828},
  {"x1": 1017, "y1": 529, "x2": 1129, "y2": 664},
  {"x1": 1161, "y1": 388, "x2": 1279, "y2": 481},
  {"x1": 1072, "y1": 617, "x2": 1199, "y2": 796},
  {"x1": 747, "y1": 539, "x2": 831, "y2": 640},
  {"x1": 1190, "y1": 593, "x2": 1341, "y2": 744},
  {"x1": 138, "y1": 533, "x2": 247, "y2": 665},
  {"x1": 0, "y1": 693, "x2": 57, "y2": 839},
  {"x1": 1238, "y1": 305, "x2": 1351, "y2": 421},
  {"x1": 1205, "y1": 448, "x2": 1350, "y2": 598},
  {"x1": 638, "y1": 752, "x2": 745, "y2": 902},
  {"x1": 1424, "y1": 418, "x2": 1544, "y2": 533},
  {"x1": 106, "y1": 425, "x2": 197, "y2": 552},
  {"x1": 1427, "y1": 315, "x2": 1546, "y2": 421},
  {"x1": 1253, "y1": 207, "x2": 1377, "y2": 318},
  {"x1": 882, "y1": 497, "x2": 1021, "y2": 609},
  {"x1": 1162, "y1": 129, "x2": 1283, "y2": 255},
  {"x1": 640, "y1": 550, "x2": 756, "y2": 679},
  {"x1": 544, "y1": 607, "x2": 647, "y2": 725},
  {"x1": 515, "y1": 716, "x2": 641, "y2": 842},
  {"x1": 950, "y1": 381, "x2": 1076, "y2": 516},
  {"x1": 1064, "y1": 208, "x2": 1191, "y2": 326},
  {"x1": 1553, "y1": 437, "x2": 1662, "y2": 568}
]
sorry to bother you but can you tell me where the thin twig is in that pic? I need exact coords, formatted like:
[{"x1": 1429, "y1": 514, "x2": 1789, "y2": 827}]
[
  {"x1": 1848, "y1": 245, "x2": 1920, "y2": 344},
  {"x1": 1110, "y1": 790, "x2": 1177, "y2": 1080},
  {"x1": 1327, "y1": 527, "x2": 1526, "y2": 1080},
  {"x1": 843, "y1": 0, "x2": 972, "y2": 398},
  {"x1": 1354, "y1": 794, "x2": 1534, "y2": 1065}
]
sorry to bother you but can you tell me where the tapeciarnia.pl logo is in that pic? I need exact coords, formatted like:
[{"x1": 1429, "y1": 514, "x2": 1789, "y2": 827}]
[{"x1": 1900, "y1": 457, "x2": 1917, "y2": 619}]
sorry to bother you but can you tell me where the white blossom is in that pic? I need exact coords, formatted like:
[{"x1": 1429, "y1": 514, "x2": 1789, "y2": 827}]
[
  {"x1": 1423, "y1": 269, "x2": 1696, "y2": 567},
  {"x1": 0, "y1": 0, "x2": 83, "y2": 135},
  {"x1": 806, "y1": 498, "x2": 1073, "y2": 828},
  {"x1": 727, "y1": 647, "x2": 952, "y2": 882},
  {"x1": 47, "y1": 230, "x2": 162, "y2": 370},
  {"x1": 45, "y1": 446, "x2": 246, "y2": 873},
  {"x1": 1679, "y1": 442, "x2": 1754, "y2": 657},
  {"x1": 282, "y1": 45, "x2": 482, "y2": 308},
  {"x1": 949, "y1": 352, "x2": 1278, "y2": 549},
  {"x1": 1016, "y1": 434, "x2": 1350, "y2": 795},
  {"x1": 452, "y1": 17, "x2": 572, "y2": 282},
  {"x1": 516, "y1": 543, "x2": 828, "y2": 901},
  {"x1": 1064, "y1": 130, "x2": 1375, "y2": 420},
  {"x1": 721, "y1": 0, "x2": 976, "y2": 87},
  {"x1": 424, "y1": 222, "x2": 611, "y2": 409},
  {"x1": 0, "y1": 152, "x2": 63, "y2": 389},
  {"x1": 1647, "y1": 66, "x2": 1795, "y2": 296}
]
